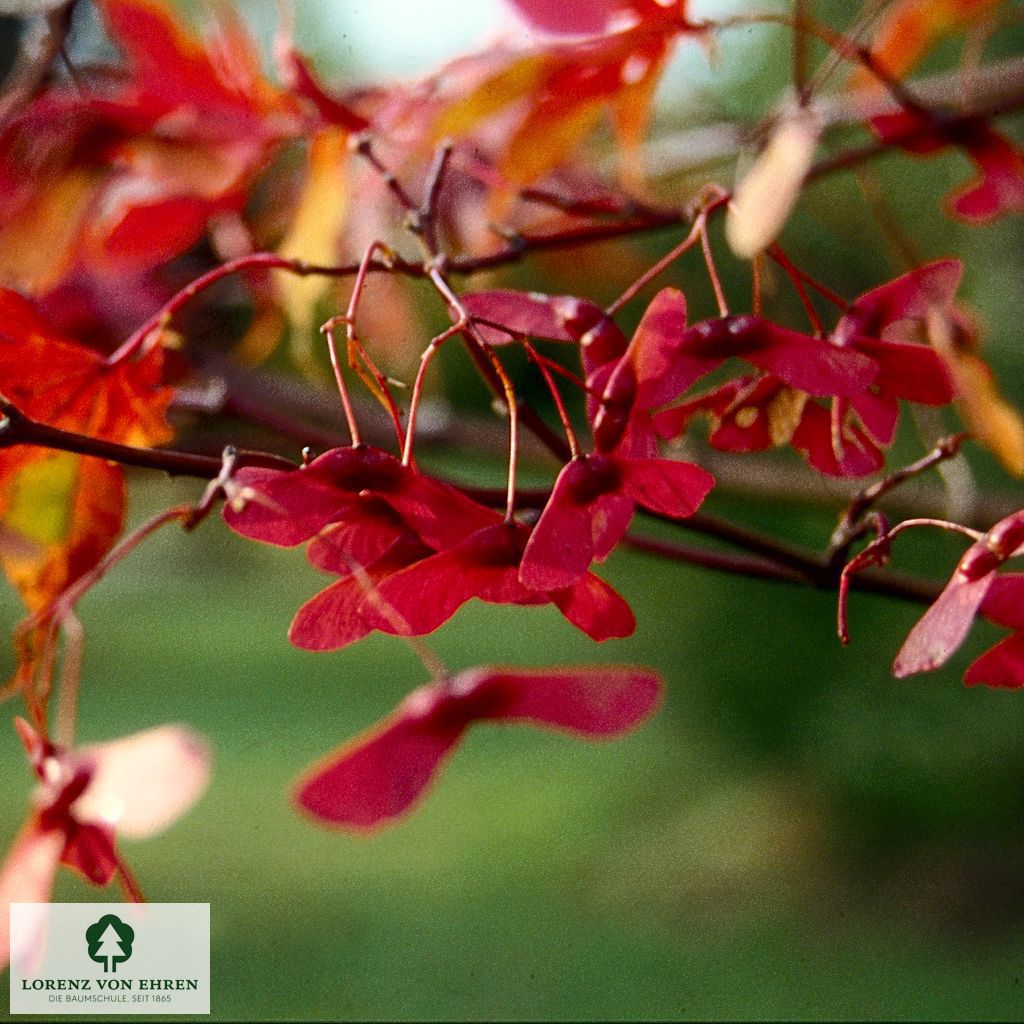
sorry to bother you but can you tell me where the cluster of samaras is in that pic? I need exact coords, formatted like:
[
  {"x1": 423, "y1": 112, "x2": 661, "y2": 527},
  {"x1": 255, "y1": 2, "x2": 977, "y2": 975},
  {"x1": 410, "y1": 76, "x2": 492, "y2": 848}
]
[{"x1": 0, "y1": 0, "x2": 1022, "y2": 954}]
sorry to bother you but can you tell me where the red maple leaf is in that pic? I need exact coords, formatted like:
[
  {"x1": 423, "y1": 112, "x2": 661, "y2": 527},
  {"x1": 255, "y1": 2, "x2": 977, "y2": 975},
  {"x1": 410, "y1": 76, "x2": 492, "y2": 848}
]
[{"x1": 871, "y1": 112, "x2": 1024, "y2": 225}]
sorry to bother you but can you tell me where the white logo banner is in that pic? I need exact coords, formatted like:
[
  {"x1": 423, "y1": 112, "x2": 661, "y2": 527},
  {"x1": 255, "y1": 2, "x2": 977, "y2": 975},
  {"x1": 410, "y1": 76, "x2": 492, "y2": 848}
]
[{"x1": 9, "y1": 903, "x2": 210, "y2": 1015}]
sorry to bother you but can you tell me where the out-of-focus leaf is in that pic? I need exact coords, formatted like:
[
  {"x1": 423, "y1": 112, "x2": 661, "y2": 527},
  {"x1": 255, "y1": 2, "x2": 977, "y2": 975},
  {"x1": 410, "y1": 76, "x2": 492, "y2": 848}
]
[
  {"x1": 948, "y1": 351, "x2": 1024, "y2": 476},
  {"x1": 0, "y1": 289, "x2": 173, "y2": 611},
  {"x1": 0, "y1": 172, "x2": 94, "y2": 294},
  {"x1": 433, "y1": 54, "x2": 549, "y2": 138},
  {"x1": 0, "y1": 0, "x2": 304, "y2": 292},
  {"x1": 276, "y1": 127, "x2": 350, "y2": 353},
  {"x1": 502, "y1": 97, "x2": 607, "y2": 185},
  {"x1": 1, "y1": 455, "x2": 124, "y2": 613},
  {"x1": 726, "y1": 112, "x2": 820, "y2": 259},
  {"x1": 854, "y1": 0, "x2": 1004, "y2": 85}
]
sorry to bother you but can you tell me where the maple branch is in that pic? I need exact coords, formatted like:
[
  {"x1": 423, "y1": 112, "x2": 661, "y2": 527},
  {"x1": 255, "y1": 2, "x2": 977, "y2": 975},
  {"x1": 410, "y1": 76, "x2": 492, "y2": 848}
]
[
  {"x1": 0, "y1": 1, "x2": 79, "y2": 131},
  {"x1": 0, "y1": 394, "x2": 946, "y2": 606},
  {"x1": 622, "y1": 533, "x2": 813, "y2": 585},
  {"x1": 79, "y1": 46, "x2": 1023, "y2": 379},
  {"x1": 828, "y1": 432, "x2": 970, "y2": 568},
  {"x1": 104, "y1": 252, "x2": 378, "y2": 365},
  {"x1": 190, "y1": 360, "x2": 1024, "y2": 530},
  {"x1": 0, "y1": 394, "x2": 295, "y2": 477},
  {"x1": 621, "y1": 530, "x2": 940, "y2": 605},
  {"x1": 352, "y1": 133, "x2": 419, "y2": 216},
  {"x1": 643, "y1": 53, "x2": 1024, "y2": 180},
  {"x1": 418, "y1": 141, "x2": 455, "y2": 255}
]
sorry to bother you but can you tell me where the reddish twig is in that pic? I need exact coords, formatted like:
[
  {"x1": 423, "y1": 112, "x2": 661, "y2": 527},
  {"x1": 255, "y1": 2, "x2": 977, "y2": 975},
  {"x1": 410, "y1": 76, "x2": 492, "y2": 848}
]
[
  {"x1": 1, "y1": 392, "x2": 949, "y2": 608},
  {"x1": 0, "y1": 393, "x2": 295, "y2": 477},
  {"x1": 829, "y1": 432, "x2": 970, "y2": 569}
]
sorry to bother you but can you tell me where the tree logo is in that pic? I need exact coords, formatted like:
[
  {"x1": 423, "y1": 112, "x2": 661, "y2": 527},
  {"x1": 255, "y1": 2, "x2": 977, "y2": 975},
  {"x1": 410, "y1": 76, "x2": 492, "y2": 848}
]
[{"x1": 85, "y1": 914, "x2": 135, "y2": 973}]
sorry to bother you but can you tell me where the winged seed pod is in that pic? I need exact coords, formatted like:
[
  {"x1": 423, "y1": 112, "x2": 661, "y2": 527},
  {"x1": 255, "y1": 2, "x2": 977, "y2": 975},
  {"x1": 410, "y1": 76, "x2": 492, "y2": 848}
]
[{"x1": 725, "y1": 108, "x2": 821, "y2": 259}]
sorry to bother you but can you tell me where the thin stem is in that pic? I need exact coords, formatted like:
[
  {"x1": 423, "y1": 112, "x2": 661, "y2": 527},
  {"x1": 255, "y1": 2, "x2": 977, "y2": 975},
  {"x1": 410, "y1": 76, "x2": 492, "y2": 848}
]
[
  {"x1": 340, "y1": 555, "x2": 449, "y2": 680},
  {"x1": 419, "y1": 141, "x2": 455, "y2": 255},
  {"x1": 793, "y1": 0, "x2": 810, "y2": 104},
  {"x1": 402, "y1": 321, "x2": 466, "y2": 466},
  {"x1": 340, "y1": 241, "x2": 407, "y2": 451},
  {"x1": 320, "y1": 316, "x2": 362, "y2": 446},
  {"x1": 11, "y1": 506, "x2": 191, "y2": 722},
  {"x1": 524, "y1": 343, "x2": 580, "y2": 459},
  {"x1": 429, "y1": 266, "x2": 519, "y2": 519},
  {"x1": 53, "y1": 612, "x2": 83, "y2": 748},
  {"x1": 829, "y1": 432, "x2": 970, "y2": 565},
  {"x1": 485, "y1": 347, "x2": 519, "y2": 522},
  {"x1": 837, "y1": 515, "x2": 984, "y2": 642},
  {"x1": 700, "y1": 222, "x2": 729, "y2": 318},
  {"x1": 768, "y1": 244, "x2": 825, "y2": 334},
  {"x1": 523, "y1": 350, "x2": 592, "y2": 398},
  {"x1": 851, "y1": 164, "x2": 922, "y2": 271},
  {"x1": 455, "y1": 213, "x2": 685, "y2": 277},
  {"x1": 352, "y1": 134, "x2": 418, "y2": 214},
  {"x1": 769, "y1": 243, "x2": 848, "y2": 309},
  {"x1": 712, "y1": 10, "x2": 931, "y2": 109},
  {"x1": 751, "y1": 253, "x2": 764, "y2": 317},
  {"x1": 105, "y1": 253, "x2": 366, "y2": 366},
  {"x1": 606, "y1": 199, "x2": 724, "y2": 316},
  {"x1": 115, "y1": 855, "x2": 144, "y2": 904},
  {"x1": 802, "y1": 0, "x2": 890, "y2": 98}
]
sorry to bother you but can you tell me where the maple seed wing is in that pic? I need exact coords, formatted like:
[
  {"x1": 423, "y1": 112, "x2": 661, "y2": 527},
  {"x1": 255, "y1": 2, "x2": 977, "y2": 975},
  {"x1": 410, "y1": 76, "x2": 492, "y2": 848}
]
[
  {"x1": 551, "y1": 573, "x2": 636, "y2": 640},
  {"x1": 853, "y1": 337, "x2": 953, "y2": 405},
  {"x1": 833, "y1": 259, "x2": 963, "y2": 344},
  {"x1": 964, "y1": 633, "x2": 1024, "y2": 688},
  {"x1": 367, "y1": 527, "x2": 526, "y2": 635},
  {"x1": 459, "y1": 291, "x2": 604, "y2": 346},
  {"x1": 627, "y1": 287, "x2": 707, "y2": 408},
  {"x1": 893, "y1": 570, "x2": 994, "y2": 676},
  {"x1": 294, "y1": 714, "x2": 465, "y2": 830},
  {"x1": 482, "y1": 666, "x2": 663, "y2": 736},
  {"x1": 0, "y1": 825, "x2": 64, "y2": 971},
  {"x1": 72, "y1": 726, "x2": 211, "y2": 839},
  {"x1": 618, "y1": 457, "x2": 714, "y2": 518},
  {"x1": 979, "y1": 574, "x2": 1024, "y2": 631},
  {"x1": 222, "y1": 467, "x2": 352, "y2": 546},
  {"x1": 747, "y1": 326, "x2": 878, "y2": 397},
  {"x1": 290, "y1": 575, "x2": 378, "y2": 652},
  {"x1": 519, "y1": 460, "x2": 629, "y2": 592},
  {"x1": 506, "y1": 0, "x2": 621, "y2": 35}
]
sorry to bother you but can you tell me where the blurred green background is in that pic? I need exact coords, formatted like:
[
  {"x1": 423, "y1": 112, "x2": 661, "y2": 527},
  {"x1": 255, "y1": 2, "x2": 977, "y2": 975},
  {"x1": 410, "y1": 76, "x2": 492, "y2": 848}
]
[{"x1": 2, "y1": 0, "x2": 1024, "y2": 1020}]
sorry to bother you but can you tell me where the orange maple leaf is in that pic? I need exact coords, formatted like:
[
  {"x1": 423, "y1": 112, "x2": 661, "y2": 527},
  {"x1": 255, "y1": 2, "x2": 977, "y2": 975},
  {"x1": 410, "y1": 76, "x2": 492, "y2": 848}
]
[{"x1": 0, "y1": 289, "x2": 173, "y2": 612}]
